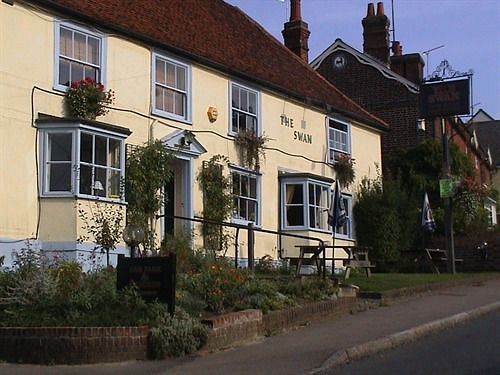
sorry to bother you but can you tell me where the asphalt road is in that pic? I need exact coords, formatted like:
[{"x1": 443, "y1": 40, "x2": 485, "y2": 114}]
[{"x1": 334, "y1": 311, "x2": 500, "y2": 375}]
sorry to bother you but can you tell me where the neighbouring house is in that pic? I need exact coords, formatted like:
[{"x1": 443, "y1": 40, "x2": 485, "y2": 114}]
[
  {"x1": 0, "y1": 0, "x2": 387, "y2": 269},
  {"x1": 469, "y1": 109, "x2": 500, "y2": 226},
  {"x1": 304, "y1": 2, "x2": 493, "y2": 193}
]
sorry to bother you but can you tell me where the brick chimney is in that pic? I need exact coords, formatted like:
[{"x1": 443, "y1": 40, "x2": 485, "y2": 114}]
[
  {"x1": 390, "y1": 53, "x2": 425, "y2": 85},
  {"x1": 282, "y1": 0, "x2": 310, "y2": 62},
  {"x1": 362, "y1": 2, "x2": 390, "y2": 65}
]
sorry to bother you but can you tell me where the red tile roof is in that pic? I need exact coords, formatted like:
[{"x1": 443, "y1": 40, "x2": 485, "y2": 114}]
[{"x1": 29, "y1": 0, "x2": 388, "y2": 130}]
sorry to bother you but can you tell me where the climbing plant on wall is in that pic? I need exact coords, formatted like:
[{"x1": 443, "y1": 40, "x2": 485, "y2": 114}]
[{"x1": 196, "y1": 155, "x2": 233, "y2": 258}]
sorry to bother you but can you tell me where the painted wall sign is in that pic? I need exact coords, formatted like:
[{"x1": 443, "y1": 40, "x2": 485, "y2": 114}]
[
  {"x1": 280, "y1": 114, "x2": 294, "y2": 128},
  {"x1": 117, "y1": 255, "x2": 176, "y2": 315},
  {"x1": 419, "y1": 78, "x2": 470, "y2": 117},
  {"x1": 294, "y1": 131, "x2": 313, "y2": 144},
  {"x1": 280, "y1": 114, "x2": 313, "y2": 144}
]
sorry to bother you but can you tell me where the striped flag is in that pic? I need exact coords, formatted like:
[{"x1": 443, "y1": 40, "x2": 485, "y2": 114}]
[
  {"x1": 421, "y1": 192, "x2": 436, "y2": 233},
  {"x1": 329, "y1": 180, "x2": 347, "y2": 231}
]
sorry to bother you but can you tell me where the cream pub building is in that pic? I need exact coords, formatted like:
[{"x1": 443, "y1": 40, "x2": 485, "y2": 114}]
[{"x1": 0, "y1": 0, "x2": 387, "y2": 268}]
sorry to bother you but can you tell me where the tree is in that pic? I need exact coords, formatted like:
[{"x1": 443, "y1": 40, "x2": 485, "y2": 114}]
[
  {"x1": 125, "y1": 140, "x2": 173, "y2": 254},
  {"x1": 77, "y1": 202, "x2": 124, "y2": 267},
  {"x1": 385, "y1": 139, "x2": 475, "y2": 199},
  {"x1": 353, "y1": 174, "x2": 419, "y2": 269}
]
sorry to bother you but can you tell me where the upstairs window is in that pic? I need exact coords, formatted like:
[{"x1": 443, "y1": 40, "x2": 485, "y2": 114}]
[
  {"x1": 328, "y1": 118, "x2": 351, "y2": 162},
  {"x1": 230, "y1": 83, "x2": 259, "y2": 134},
  {"x1": 231, "y1": 167, "x2": 260, "y2": 225},
  {"x1": 55, "y1": 22, "x2": 104, "y2": 90},
  {"x1": 152, "y1": 53, "x2": 191, "y2": 122}
]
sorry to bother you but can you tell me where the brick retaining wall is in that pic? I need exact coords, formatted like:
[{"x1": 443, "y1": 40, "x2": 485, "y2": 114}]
[
  {"x1": 202, "y1": 297, "x2": 357, "y2": 351},
  {"x1": 0, "y1": 298, "x2": 359, "y2": 363},
  {"x1": 202, "y1": 309, "x2": 263, "y2": 351},
  {"x1": 0, "y1": 326, "x2": 149, "y2": 364}
]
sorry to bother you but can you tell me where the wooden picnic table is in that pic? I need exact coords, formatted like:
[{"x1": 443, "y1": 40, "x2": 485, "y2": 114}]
[
  {"x1": 425, "y1": 248, "x2": 463, "y2": 274},
  {"x1": 293, "y1": 245, "x2": 375, "y2": 279}
]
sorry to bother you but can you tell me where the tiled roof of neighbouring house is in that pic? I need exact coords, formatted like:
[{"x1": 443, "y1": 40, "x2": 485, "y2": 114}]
[
  {"x1": 471, "y1": 120, "x2": 500, "y2": 166},
  {"x1": 27, "y1": 0, "x2": 388, "y2": 130}
]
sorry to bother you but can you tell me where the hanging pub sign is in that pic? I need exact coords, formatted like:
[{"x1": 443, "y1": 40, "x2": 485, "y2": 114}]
[
  {"x1": 419, "y1": 77, "x2": 470, "y2": 117},
  {"x1": 117, "y1": 254, "x2": 176, "y2": 315}
]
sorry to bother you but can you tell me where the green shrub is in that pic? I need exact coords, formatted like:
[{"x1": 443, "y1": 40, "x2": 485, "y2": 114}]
[
  {"x1": 278, "y1": 277, "x2": 336, "y2": 301},
  {"x1": 186, "y1": 260, "x2": 250, "y2": 313},
  {"x1": 236, "y1": 277, "x2": 291, "y2": 313},
  {"x1": 0, "y1": 247, "x2": 162, "y2": 327},
  {"x1": 148, "y1": 309, "x2": 208, "y2": 359}
]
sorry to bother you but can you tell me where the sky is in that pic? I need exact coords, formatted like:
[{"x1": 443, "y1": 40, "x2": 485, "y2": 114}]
[{"x1": 226, "y1": 0, "x2": 500, "y2": 119}]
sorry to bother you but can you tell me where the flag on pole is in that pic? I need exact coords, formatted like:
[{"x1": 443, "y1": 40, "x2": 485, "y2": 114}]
[
  {"x1": 328, "y1": 180, "x2": 347, "y2": 231},
  {"x1": 421, "y1": 192, "x2": 436, "y2": 233}
]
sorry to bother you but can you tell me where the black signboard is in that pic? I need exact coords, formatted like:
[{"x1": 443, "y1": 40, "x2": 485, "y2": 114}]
[
  {"x1": 117, "y1": 255, "x2": 176, "y2": 315},
  {"x1": 419, "y1": 78, "x2": 470, "y2": 117}
]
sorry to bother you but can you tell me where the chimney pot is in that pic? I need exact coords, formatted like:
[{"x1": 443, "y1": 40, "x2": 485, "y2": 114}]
[
  {"x1": 392, "y1": 41, "x2": 402, "y2": 56},
  {"x1": 376, "y1": 2, "x2": 385, "y2": 16},
  {"x1": 367, "y1": 3, "x2": 375, "y2": 17},
  {"x1": 290, "y1": 0, "x2": 301, "y2": 21}
]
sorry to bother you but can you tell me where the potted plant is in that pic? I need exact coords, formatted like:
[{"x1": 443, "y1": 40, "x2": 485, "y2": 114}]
[
  {"x1": 333, "y1": 153, "x2": 355, "y2": 188},
  {"x1": 65, "y1": 78, "x2": 114, "y2": 120},
  {"x1": 234, "y1": 129, "x2": 269, "y2": 171}
]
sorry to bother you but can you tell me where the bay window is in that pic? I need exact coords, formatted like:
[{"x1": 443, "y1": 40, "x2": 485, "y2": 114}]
[
  {"x1": 39, "y1": 118, "x2": 128, "y2": 201},
  {"x1": 335, "y1": 194, "x2": 353, "y2": 238},
  {"x1": 280, "y1": 174, "x2": 353, "y2": 238},
  {"x1": 281, "y1": 176, "x2": 331, "y2": 231}
]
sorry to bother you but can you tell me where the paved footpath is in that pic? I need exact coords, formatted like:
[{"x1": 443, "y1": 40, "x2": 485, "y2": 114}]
[{"x1": 1, "y1": 277, "x2": 499, "y2": 375}]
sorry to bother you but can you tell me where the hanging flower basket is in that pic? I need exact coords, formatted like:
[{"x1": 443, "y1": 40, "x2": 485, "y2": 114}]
[
  {"x1": 65, "y1": 78, "x2": 115, "y2": 120},
  {"x1": 234, "y1": 129, "x2": 269, "y2": 171},
  {"x1": 333, "y1": 153, "x2": 355, "y2": 188}
]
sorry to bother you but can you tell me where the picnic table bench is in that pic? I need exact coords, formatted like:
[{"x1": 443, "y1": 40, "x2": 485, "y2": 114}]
[
  {"x1": 292, "y1": 245, "x2": 375, "y2": 279},
  {"x1": 425, "y1": 248, "x2": 464, "y2": 274}
]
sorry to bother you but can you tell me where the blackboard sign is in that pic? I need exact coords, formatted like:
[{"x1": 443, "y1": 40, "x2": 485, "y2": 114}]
[
  {"x1": 117, "y1": 255, "x2": 176, "y2": 315},
  {"x1": 420, "y1": 78, "x2": 470, "y2": 117}
]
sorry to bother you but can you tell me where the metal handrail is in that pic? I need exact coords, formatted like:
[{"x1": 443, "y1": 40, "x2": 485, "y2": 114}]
[{"x1": 156, "y1": 213, "x2": 327, "y2": 276}]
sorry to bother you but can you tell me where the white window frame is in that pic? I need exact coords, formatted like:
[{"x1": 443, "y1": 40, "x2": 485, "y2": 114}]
[
  {"x1": 333, "y1": 193, "x2": 353, "y2": 239},
  {"x1": 42, "y1": 130, "x2": 76, "y2": 195},
  {"x1": 39, "y1": 123, "x2": 126, "y2": 202},
  {"x1": 230, "y1": 166, "x2": 261, "y2": 226},
  {"x1": 327, "y1": 117, "x2": 351, "y2": 163},
  {"x1": 229, "y1": 82, "x2": 260, "y2": 136},
  {"x1": 280, "y1": 177, "x2": 332, "y2": 232},
  {"x1": 152, "y1": 52, "x2": 192, "y2": 123},
  {"x1": 54, "y1": 21, "x2": 106, "y2": 91}
]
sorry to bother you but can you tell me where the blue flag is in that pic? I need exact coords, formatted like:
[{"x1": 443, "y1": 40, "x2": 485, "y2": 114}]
[
  {"x1": 329, "y1": 180, "x2": 347, "y2": 231},
  {"x1": 421, "y1": 192, "x2": 436, "y2": 233}
]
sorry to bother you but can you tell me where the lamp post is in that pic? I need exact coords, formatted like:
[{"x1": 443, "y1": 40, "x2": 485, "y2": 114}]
[{"x1": 122, "y1": 224, "x2": 145, "y2": 258}]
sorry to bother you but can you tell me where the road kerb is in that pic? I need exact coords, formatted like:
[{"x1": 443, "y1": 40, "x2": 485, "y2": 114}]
[{"x1": 310, "y1": 300, "x2": 500, "y2": 374}]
